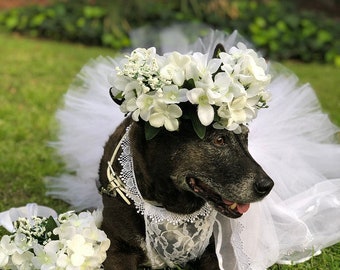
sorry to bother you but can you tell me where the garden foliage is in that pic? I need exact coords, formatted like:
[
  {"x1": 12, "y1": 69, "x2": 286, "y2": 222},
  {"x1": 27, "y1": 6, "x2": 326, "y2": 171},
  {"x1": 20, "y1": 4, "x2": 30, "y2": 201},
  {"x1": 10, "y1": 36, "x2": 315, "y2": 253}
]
[{"x1": 0, "y1": 0, "x2": 339, "y2": 65}]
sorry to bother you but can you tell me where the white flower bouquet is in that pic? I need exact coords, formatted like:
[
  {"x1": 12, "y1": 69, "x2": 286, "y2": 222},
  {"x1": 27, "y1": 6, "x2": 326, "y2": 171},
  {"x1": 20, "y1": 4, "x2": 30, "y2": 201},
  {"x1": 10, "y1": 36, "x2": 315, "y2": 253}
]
[
  {"x1": 110, "y1": 42, "x2": 271, "y2": 139},
  {"x1": 0, "y1": 209, "x2": 110, "y2": 270}
]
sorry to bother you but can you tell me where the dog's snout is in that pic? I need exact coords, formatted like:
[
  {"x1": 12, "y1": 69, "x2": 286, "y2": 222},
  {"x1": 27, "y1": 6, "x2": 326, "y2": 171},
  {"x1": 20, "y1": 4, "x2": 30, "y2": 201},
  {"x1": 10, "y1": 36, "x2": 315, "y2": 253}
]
[{"x1": 254, "y1": 178, "x2": 274, "y2": 196}]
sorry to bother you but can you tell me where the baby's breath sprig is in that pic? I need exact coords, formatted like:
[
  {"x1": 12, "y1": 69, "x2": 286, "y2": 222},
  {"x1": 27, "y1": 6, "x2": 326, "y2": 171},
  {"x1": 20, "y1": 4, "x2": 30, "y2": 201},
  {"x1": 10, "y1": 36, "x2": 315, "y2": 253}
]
[{"x1": 14, "y1": 216, "x2": 58, "y2": 246}]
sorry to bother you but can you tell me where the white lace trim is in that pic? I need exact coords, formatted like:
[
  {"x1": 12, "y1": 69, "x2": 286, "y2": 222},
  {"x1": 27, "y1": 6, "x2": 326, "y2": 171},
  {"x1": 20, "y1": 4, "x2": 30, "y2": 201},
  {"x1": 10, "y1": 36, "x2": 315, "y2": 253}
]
[
  {"x1": 231, "y1": 220, "x2": 251, "y2": 270},
  {"x1": 117, "y1": 126, "x2": 213, "y2": 225}
]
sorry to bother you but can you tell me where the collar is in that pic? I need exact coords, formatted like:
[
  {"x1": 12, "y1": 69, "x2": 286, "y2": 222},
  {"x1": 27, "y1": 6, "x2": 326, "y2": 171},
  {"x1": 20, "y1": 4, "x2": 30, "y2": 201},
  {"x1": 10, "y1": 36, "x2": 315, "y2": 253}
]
[{"x1": 99, "y1": 133, "x2": 131, "y2": 205}]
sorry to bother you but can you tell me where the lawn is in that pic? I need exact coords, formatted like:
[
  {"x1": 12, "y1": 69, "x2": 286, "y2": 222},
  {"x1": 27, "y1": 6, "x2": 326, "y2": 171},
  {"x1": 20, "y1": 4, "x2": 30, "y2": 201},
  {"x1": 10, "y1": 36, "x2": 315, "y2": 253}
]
[{"x1": 0, "y1": 32, "x2": 339, "y2": 269}]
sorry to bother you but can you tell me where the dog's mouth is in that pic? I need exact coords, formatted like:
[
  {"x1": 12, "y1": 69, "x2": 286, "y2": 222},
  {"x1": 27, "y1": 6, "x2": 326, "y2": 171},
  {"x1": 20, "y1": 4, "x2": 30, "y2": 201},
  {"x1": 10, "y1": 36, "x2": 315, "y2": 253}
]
[{"x1": 186, "y1": 177, "x2": 250, "y2": 218}]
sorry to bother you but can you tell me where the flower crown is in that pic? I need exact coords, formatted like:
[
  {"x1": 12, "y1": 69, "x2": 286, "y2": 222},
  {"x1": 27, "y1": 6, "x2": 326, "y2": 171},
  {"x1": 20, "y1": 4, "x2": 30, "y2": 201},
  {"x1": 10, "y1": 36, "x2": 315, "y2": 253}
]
[{"x1": 109, "y1": 42, "x2": 271, "y2": 139}]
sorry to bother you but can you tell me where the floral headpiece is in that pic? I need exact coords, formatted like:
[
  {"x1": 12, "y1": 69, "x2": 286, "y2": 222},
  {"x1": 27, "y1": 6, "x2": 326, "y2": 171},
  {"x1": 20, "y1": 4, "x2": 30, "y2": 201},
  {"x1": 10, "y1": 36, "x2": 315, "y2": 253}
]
[{"x1": 109, "y1": 42, "x2": 271, "y2": 139}]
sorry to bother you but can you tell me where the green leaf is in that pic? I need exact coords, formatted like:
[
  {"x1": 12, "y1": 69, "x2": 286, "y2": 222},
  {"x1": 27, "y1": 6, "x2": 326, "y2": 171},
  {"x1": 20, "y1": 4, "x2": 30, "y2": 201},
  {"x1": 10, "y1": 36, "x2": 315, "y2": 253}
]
[
  {"x1": 189, "y1": 111, "x2": 206, "y2": 139},
  {"x1": 193, "y1": 121, "x2": 206, "y2": 139},
  {"x1": 182, "y1": 78, "x2": 195, "y2": 89},
  {"x1": 183, "y1": 104, "x2": 206, "y2": 139},
  {"x1": 44, "y1": 216, "x2": 58, "y2": 232},
  {"x1": 145, "y1": 122, "x2": 160, "y2": 140},
  {"x1": 35, "y1": 216, "x2": 59, "y2": 244}
]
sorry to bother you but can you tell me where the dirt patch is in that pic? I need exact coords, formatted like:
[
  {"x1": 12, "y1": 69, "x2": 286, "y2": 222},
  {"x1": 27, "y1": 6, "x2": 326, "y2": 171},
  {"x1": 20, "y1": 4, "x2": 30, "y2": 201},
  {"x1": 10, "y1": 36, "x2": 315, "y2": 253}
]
[{"x1": 0, "y1": 0, "x2": 51, "y2": 10}]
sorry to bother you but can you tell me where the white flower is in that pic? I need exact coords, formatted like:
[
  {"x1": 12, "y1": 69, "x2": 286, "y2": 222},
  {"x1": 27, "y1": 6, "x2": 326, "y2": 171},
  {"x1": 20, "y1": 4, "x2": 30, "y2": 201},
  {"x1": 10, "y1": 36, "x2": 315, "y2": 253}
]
[
  {"x1": 149, "y1": 103, "x2": 182, "y2": 131},
  {"x1": 194, "y1": 73, "x2": 214, "y2": 96},
  {"x1": 160, "y1": 85, "x2": 188, "y2": 104},
  {"x1": 229, "y1": 95, "x2": 248, "y2": 122},
  {"x1": 11, "y1": 250, "x2": 34, "y2": 268},
  {"x1": 57, "y1": 211, "x2": 75, "y2": 224},
  {"x1": 56, "y1": 252, "x2": 71, "y2": 268},
  {"x1": 90, "y1": 239, "x2": 110, "y2": 267},
  {"x1": 13, "y1": 232, "x2": 34, "y2": 253},
  {"x1": 91, "y1": 209, "x2": 103, "y2": 228},
  {"x1": 0, "y1": 249, "x2": 9, "y2": 267},
  {"x1": 124, "y1": 47, "x2": 159, "y2": 78},
  {"x1": 119, "y1": 89, "x2": 138, "y2": 116},
  {"x1": 109, "y1": 72, "x2": 130, "y2": 96},
  {"x1": 204, "y1": 72, "x2": 233, "y2": 105},
  {"x1": 82, "y1": 226, "x2": 106, "y2": 243},
  {"x1": 187, "y1": 88, "x2": 215, "y2": 126},
  {"x1": 53, "y1": 222, "x2": 76, "y2": 241},
  {"x1": 63, "y1": 211, "x2": 90, "y2": 228},
  {"x1": 160, "y1": 51, "x2": 191, "y2": 86},
  {"x1": 31, "y1": 244, "x2": 57, "y2": 270},
  {"x1": 134, "y1": 93, "x2": 155, "y2": 121},
  {"x1": 216, "y1": 95, "x2": 254, "y2": 132},
  {"x1": 220, "y1": 42, "x2": 271, "y2": 89},
  {"x1": 0, "y1": 235, "x2": 17, "y2": 267},
  {"x1": 96, "y1": 238, "x2": 111, "y2": 258},
  {"x1": 188, "y1": 52, "x2": 221, "y2": 80},
  {"x1": 67, "y1": 234, "x2": 94, "y2": 267}
]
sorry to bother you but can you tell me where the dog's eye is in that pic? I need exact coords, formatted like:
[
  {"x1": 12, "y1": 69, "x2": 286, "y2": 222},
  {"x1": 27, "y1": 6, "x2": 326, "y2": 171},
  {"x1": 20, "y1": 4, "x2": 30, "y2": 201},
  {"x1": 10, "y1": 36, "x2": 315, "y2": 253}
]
[{"x1": 213, "y1": 135, "x2": 226, "y2": 146}]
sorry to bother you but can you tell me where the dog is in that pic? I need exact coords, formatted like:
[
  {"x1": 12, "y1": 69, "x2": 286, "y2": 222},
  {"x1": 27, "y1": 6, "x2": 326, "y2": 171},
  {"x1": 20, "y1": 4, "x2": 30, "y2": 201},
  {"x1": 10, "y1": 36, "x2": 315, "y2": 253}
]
[
  {"x1": 98, "y1": 113, "x2": 273, "y2": 269},
  {"x1": 97, "y1": 42, "x2": 274, "y2": 269}
]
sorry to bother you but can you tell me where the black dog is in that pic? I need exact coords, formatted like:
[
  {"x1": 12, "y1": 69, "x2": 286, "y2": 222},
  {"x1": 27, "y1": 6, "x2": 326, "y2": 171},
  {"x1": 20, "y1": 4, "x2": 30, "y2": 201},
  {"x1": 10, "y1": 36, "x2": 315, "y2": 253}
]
[{"x1": 98, "y1": 115, "x2": 273, "y2": 269}]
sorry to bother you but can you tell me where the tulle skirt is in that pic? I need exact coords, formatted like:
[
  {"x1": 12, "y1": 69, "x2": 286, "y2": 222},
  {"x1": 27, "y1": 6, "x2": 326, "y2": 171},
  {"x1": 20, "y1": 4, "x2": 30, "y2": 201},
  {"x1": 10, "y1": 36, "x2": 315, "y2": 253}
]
[{"x1": 46, "y1": 28, "x2": 340, "y2": 269}]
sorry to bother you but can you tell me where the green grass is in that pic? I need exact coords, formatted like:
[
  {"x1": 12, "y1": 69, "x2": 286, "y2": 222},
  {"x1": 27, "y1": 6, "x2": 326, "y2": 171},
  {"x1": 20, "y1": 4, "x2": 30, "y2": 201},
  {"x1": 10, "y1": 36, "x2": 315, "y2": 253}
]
[
  {"x1": 0, "y1": 32, "x2": 340, "y2": 269},
  {"x1": 0, "y1": 33, "x2": 115, "y2": 213}
]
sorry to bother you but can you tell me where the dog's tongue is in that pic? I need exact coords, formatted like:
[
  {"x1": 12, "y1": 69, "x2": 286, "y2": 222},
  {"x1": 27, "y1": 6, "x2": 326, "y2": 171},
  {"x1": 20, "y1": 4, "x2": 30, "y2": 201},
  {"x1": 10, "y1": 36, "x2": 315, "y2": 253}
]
[
  {"x1": 236, "y1": 203, "x2": 250, "y2": 214},
  {"x1": 223, "y1": 199, "x2": 250, "y2": 214}
]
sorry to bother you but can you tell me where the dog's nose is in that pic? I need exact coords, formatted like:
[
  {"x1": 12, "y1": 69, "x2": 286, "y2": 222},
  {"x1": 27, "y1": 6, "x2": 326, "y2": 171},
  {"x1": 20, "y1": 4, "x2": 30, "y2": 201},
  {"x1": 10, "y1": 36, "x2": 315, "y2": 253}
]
[{"x1": 254, "y1": 178, "x2": 274, "y2": 196}]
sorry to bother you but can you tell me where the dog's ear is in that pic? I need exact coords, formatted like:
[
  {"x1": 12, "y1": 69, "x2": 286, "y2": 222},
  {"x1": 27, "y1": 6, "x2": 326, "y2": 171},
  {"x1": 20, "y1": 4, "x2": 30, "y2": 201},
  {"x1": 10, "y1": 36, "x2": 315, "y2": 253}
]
[
  {"x1": 109, "y1": 87, "x2": 124, "y2": 105},
  {"x1": 213, "y1": 43, "x2": 226, "y2": 58},
  {"x1": 211, "y1": 43, "x2": 225, "y2": 82}
]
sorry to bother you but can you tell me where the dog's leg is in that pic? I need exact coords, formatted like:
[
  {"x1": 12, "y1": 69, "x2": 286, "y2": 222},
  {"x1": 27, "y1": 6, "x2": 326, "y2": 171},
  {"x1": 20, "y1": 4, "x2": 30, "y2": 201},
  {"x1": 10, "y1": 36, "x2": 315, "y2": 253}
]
[
  {"x1": 102, "y1": 224, "x2": 147, "y2": 270},
  {"x1": 103, "y1": 248, "x2": 143, "y2": 270},
  {"x1": 101, "y1": 197, "x2": 147, "y2": 270}
]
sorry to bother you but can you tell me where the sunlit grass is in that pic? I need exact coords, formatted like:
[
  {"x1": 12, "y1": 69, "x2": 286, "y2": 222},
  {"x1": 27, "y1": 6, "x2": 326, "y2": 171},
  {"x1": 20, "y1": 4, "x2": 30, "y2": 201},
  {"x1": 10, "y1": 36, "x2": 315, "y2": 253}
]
[{"x1": 0, "y1": 33, "x2": 115, "y2": 213}]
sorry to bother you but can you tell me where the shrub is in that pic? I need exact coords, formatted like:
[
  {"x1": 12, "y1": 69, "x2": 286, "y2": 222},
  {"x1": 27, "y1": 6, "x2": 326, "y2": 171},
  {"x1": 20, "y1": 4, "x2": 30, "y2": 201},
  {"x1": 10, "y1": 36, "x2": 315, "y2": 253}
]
[
  {"x1": 231, "y1": 1, "x2": 340, "y2": 64},
  {"x1": 0, "y1": 0, "x2": 339, "y2": 65},
  {"x1": 0, "y1": 2, "x2": 130, "y2": 49}
]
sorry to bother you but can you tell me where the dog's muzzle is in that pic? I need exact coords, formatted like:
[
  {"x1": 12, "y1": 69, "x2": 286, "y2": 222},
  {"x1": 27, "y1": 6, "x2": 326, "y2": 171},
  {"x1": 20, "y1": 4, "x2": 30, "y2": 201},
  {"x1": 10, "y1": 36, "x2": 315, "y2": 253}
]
[
  {"x1": 186, "y1": 176, "x2": 274, "y2": 219},
  {"x1": 186, "y1": 177, "x2": 250, "y2": 218}
]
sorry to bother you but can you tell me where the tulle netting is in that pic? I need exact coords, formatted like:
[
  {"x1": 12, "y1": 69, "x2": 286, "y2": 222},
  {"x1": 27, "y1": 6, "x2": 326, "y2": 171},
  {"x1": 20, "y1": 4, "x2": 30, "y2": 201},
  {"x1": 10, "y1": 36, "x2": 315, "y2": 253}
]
[{"x1": 46, "y1": 26, "x2": 340, "y2": 269}]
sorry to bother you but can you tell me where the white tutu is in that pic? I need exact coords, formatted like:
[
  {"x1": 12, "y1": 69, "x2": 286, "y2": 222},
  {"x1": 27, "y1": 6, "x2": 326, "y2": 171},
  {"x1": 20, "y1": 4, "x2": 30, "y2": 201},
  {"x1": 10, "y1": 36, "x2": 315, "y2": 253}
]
[
  {"x1": 46, "y1": 28, "x2": 340, "y2": 269},
  {"x1": 46, "y1": 56, "x2": 124, "y2": 210}
]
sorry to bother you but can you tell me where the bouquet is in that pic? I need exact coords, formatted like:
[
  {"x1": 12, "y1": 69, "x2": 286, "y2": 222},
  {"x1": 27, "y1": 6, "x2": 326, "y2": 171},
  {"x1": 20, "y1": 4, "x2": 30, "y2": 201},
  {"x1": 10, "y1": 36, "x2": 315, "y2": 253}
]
[{"x1": 0, "y1": 208, "x2": 110, "y2": 270}]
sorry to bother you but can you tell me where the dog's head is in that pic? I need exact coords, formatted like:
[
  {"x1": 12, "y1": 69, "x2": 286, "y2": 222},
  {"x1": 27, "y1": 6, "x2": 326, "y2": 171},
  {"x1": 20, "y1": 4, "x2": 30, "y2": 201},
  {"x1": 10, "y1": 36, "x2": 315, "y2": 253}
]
[
  {"x1": 128, "y1": 119, "x2": 273, "y2": 219},
  {"x1": 107, "y1": 42, "x2": 273, "y2": 218}
]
